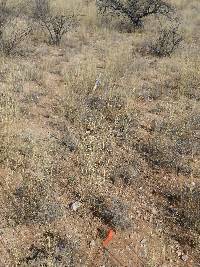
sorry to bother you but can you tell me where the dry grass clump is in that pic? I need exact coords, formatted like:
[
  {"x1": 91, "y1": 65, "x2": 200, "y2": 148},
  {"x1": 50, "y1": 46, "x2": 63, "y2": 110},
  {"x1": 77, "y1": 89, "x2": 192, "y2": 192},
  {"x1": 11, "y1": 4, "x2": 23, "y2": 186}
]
[
  {"x1": 0, "y1": 84, "x2": 19, "y2": 165},
  {"x1": 110, "y1": 152, "x2": 147, "y2": 186},
  {"x1": 137, "y1": 100, "x2": 199, "y2": 175},
  {"x1": 153, "y1": 57, "x2": 200, "y2": 100},
  {"x1": 90, "y1": 196, "x2": 132, "y2": 230},
  {"x1": 0, "y1": 0, "x2": 32, "y2": 55},
  {"x1": 57, "y1": 62, "x2": 144, "y2": 187},
  {"x1": 7, "y1": 178, "x2": 62, "y2": 225},
  {"x1": 0, "y1": 83, "x2": 61, "y2": 226},
  {"x1": 150, "y1": 25, "x2": 183, "y2": 57},
  {"x1": 0, "y1": 127, "x2": 63, "y2": 226},
  {"x1": 19, "y1": 231, "x2": 80, "y2": 266},
  {"x1": 155, "y1": 185, "x2": 200, "y2": 260},
  {"x1": 0, "y1": 127, "x2": 52, "y2": 173},
  {"x1": 0, "y1": 18, "x2": 31, "y2": 55},
  {"x1": 0, "y1": 85, "x2": 18, "y2": 122},
  {"x1": 179, "y1": 188, "x2": 200, "y2": 236},
  {"x1": 172, "y1": 188, "x2": 200, "y2": 236},
  {"x1": 178, "y1": 60, "x2": 200, "y2": 100}
]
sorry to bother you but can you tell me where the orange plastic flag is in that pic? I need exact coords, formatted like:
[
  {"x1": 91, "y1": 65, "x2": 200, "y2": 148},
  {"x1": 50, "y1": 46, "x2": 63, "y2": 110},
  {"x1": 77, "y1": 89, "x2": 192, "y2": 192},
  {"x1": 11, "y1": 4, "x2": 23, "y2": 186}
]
[{"x1": 102, "y1": 229, "x2": 115, "y2": 247}]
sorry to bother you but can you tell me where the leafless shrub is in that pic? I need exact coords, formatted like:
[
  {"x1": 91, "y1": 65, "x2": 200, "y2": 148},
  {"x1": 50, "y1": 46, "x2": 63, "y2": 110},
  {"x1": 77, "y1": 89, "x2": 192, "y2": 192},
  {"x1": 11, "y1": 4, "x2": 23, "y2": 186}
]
[
  {"x1": 0, "y1": 19, "x2": 32, "y2": 55},
  {"x1": 7, "y1": 179, "x2": 62, "y2": 225},
  {"x1": 159, "y1": 186, "x2": 200, "y2": 253},
  {"x1": 0, "y1": 0, "x2": 9, "y2": 29},
  {"x1": 32, "y1": 0, "x2": 78, "y2": 45},
  {"x1": 151, "y1": 25, "x2": 183, "y2": 56},
  {"x1": 0, "y1": 0, "x2": 7, "y2": 9},
  {"x1": 90, "y1": 196, "x2": 131, "y2": 230},
  {"x1": 138, "y1": 137, "x2": 192, "y2": 175},
  {"x1": 0, "y1": 86, "x2": 18, "y2": 123},
  {"x1": 110, "y1": 156, "x2": 145, "y2": 186},
  {"x1": 136, "y1": 107, "x2": 199, "y2": 176},
  {"x1": 96, "y1": 0, "x2": 173, "y2": 26},
  {"x1": 177, "y1": 188, "x2": 200, "y2": 235},
  {"x1": 33, "y1": 0, "x2": 50, "y2": 20},
  {"x1": 40, "y1": 14, "x2": 78, "y2": 45},
  {"x1": 20, "y1": 231, "x2": 80, "y2": 266}
]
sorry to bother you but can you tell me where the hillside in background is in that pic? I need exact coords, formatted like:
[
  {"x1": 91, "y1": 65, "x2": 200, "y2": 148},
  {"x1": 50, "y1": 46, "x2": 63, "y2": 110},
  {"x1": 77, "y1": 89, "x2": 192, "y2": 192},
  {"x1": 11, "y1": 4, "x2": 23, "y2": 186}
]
[{"x1": 0, "y1": 0, "x2": 199, "y2": 266}]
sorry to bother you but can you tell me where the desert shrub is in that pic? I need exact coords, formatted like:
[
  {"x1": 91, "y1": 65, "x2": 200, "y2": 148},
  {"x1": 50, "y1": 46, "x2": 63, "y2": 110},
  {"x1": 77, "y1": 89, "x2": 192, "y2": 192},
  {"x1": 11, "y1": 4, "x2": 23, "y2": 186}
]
[
  {"x1": 134, "y1": 84, "x2": 162, "y2": 100},
  {"x1": 136, "y1": 106, "x2": 199, "y2": 175},
  {"x1": 0, "y1": 18, "x2": 32, "y2": 55},
  {"x1": 7, "y1": 178, "x2": 62, "y2": 225},
  {"x1": 138, "y1": 137, "x2": 179, "y2": 170},
  {"x1": 110, "y1": 154, "x2": 146, "y2": 185},
  {"x1": 0, "y1": 1, "x2": 32, "y2": 56},
  {"x1": 112, "y1": 112, "x2": 138, "y2": 144},
  {"x1": 177, "y1": 188, "x2": 200, "y2": 234},
  {"x1": 41, "y1": 15, "x2": 77, "y2": 45},
  {"x1": 0, "y1": 0, "x2": 7, "y2": 8},
  {"x1": 96, "y1": 0, "x2": 173, "y2": 26},
  {"x1": 59, "y1": 130, "x2": 78, "y2": 152},
  {"x1": 0, "y1": 85, "x2": 18, "y2": 122},
  {"x1": 178, "y1": 62, "x2": 200, "y2": 100},
  {"x1": 90, "y1": 196, "x2": 131, "y2": 230},
  {"x1": 33, "y1": 0, "x2": 50, "y2": 20},
  {"x1": 20, "y1": 231, "x2": 80, "y2": 266},
  {"x1": 86, "y1": 96, "x2": 107, "y2": 111},
  {"x1": 137, "y1": 133, "x2": 193, "y2": 175},
  {"x1": 32, "y1": 0, "x2": 78, "y2": 45},
  {"x1": 151, "y1": 25, "x2": 183, "y2": 56},
  {"x1": 159, "y1": 186, "x2": 200, "y2": 253},
  {"x1": 0, "y1": 0, "x2": 9, "y2": 29}
]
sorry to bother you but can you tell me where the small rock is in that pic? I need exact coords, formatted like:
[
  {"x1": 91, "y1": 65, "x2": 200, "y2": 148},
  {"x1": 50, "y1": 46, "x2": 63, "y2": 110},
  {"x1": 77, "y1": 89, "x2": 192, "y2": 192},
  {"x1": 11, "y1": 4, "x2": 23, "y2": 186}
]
[
  {"x1": 140, "y1": 238, "x2": 147, "y2": 246},
  {"x1": 177, "y1": 251, "x2": 182, "y2": 257},
  {"x1": 70, "y1": 201, "x2": 82, "y2": 211},
  {"x1": 181, "y1": 254, "x2": 189, "y2": 262},
  {"x1": 190, "y1": 182, "x2": 196, "y2": 189},
  {"x1": 89, "y1": 240, "x2": 96, "y2": 248},
  {"x1": 152, "y1": 207, "x2": 158, "y2": 215},
  {"x1": 139, "y1": 248, "x2": 148, "y2": 258}
]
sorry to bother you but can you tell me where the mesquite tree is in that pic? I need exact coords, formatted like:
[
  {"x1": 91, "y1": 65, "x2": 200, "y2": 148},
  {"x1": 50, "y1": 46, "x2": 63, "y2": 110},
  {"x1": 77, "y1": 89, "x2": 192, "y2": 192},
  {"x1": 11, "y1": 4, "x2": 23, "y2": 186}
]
[
  {"x1": 33, "y1": 0, "x2": 78, "y2": 45},
  {"x1": 96, "y1": 0, "x2": 173, "y2": 26}
]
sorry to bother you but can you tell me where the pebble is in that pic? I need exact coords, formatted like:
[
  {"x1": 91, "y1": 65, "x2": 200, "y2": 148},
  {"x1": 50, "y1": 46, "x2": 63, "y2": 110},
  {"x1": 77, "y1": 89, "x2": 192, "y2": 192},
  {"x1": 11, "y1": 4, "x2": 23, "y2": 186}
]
[
  {"x1": 181, "y1": 254, "x2": 189, "y2": 262},
  {"x1": 140, "y1": 238, "x2": 147, "y2": 245},
  {"x1": 177, "y1": 251, "x2": 182, "y2": 257},
  {"x1": 70, "y1": 201, "x2": 82, "y2": 211},
  {"x1": 152, "y1": 207, "x2": 158, "y2": 215},
  {"x1": 89, "y1": 240, "x2": 96, "y2": 248}
]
